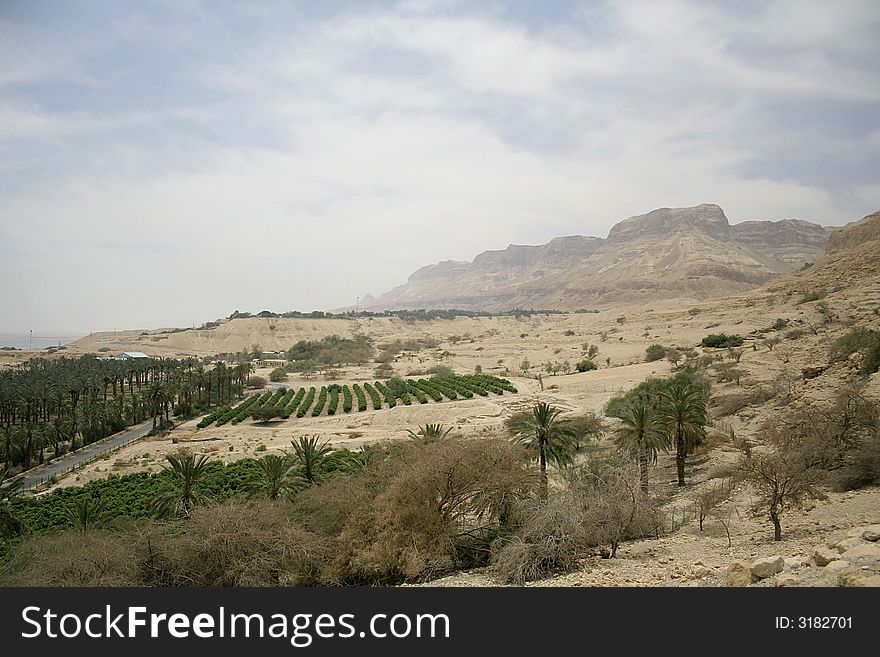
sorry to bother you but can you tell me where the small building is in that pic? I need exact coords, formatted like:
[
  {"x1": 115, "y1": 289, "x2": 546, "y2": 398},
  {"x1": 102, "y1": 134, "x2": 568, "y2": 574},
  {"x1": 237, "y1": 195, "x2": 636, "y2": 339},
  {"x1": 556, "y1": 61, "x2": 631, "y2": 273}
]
[
  {"x1": 113, "y1": 351, "x2": 151, "y2": 360},
  {"x1": 256, "y1": 358, "x2": 287, "y2": 368}
]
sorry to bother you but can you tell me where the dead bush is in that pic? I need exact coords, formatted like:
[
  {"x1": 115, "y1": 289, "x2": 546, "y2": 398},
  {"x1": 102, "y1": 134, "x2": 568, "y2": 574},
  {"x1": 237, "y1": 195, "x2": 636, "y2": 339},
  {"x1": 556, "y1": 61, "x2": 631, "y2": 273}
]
[
  {"x1": 737, "y1": 427, "x2": 831, "y2": 541},
  {"x1": 833, "y1": 437, "x2": 880, "y2": 491},
  {"x1": 694, "y1": 482, "x2": 730, "y2": 531},
  {"x1": 140, "y1": 500, "x2": 330, "y2": 586},
  {"x1": 491, "y1": 495, "x2": 589, "y2": 584},
  {"x1": 492, "y1": 459, "x2": 660, "y2": 583},
  {"x1": 333, "y1": 438, "x2": 532, "y2": 584},
  {"x1": 1, "y1": 529, "x2": 140, "y2": 586}
]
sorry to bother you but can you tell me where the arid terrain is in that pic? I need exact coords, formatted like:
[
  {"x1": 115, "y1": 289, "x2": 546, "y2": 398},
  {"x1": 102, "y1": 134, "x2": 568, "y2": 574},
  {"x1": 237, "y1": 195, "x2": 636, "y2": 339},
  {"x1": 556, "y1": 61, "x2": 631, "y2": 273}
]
[
  {"x1": 358, "y1": 204, "x2": 833, "y2": 312},
  {"x1": 6, "y1": 208, "x2": 880, "y2": 588}
]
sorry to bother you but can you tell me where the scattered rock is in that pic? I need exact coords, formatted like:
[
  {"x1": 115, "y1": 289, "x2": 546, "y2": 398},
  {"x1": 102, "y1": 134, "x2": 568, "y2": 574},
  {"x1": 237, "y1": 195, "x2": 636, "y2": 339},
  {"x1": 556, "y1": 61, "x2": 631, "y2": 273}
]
[
  {"x1": 834, "y1": 537, "x2": 865, "y2": 553},
  {"x1": 824, "y1": 560, "x2": 852, "y2": 575},
  {"x1": 784, "y1": 556, "x2": 808, "y2": 569},
  {"x1": 841, "y1": 543, "x2": 880, "y2": 561},
  {"x1": 848, "y1": 525, "x2": 880, "y2": 542},
  {"x1": 837, "y1": 571, "x2": 880, "y2": 587},
  {"x1": 692, "y1": 566, "x2": 713, "y2": 578},
  {"x1": 801, "y1": 366, "x2": 827, "y2": 380},
  {"x1": 776, "y1": 574, "x2": 801, "y2": 587},
  {"x1": 751, "y1": 556, "x2": 784, "y2": 579},
  {"x1": 812, "y1": 547, "x2": 838, "y2": 567},
  {"x1": 727, "y1": 560, "x2": 756, "y2": 587}
]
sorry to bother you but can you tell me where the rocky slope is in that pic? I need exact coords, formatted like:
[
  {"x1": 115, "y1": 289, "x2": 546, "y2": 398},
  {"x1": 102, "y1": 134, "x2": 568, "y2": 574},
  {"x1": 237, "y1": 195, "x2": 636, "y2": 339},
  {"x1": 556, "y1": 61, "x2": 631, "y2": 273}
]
[
  {"x1": 761, "y1": 209, "x2": 880, "y2": 306},
  {"x1": 360, "y1": 204, "x2": 831, "y2": 311},
  {"x1": 826, "y1": 211, "x2": 880, "y2": 254}
]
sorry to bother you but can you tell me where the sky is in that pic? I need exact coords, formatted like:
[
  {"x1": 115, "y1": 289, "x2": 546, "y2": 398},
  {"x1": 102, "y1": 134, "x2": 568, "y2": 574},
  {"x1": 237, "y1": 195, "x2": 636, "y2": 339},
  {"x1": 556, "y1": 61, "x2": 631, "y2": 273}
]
[{"x1": 1, "y1": 0, "x2": 879, "y2": 336}]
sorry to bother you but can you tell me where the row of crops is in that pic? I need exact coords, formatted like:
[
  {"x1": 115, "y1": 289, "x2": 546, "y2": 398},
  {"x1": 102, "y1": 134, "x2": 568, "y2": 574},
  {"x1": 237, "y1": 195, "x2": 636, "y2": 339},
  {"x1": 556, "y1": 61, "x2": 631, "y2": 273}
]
[{"x1": 197, "y1": 374, "x2": 518, "y2": 428}]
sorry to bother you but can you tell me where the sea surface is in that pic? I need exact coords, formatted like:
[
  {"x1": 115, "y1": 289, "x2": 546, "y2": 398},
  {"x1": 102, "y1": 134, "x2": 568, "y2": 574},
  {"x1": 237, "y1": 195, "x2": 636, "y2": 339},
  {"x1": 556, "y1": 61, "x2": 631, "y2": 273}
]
[{"x1": 0, "y1": 335, "x2": 79, "y2": 350}]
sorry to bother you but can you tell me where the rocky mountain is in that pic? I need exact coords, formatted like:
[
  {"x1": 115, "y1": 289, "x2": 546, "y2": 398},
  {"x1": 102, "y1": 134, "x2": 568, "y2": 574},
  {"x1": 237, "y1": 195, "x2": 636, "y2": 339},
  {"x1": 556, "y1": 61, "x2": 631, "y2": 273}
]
[
  {"x1": 360, "y1": 204, "x2": 833, "y2": 311},
  {"x1": 826, "y1": 211, "x2": 880, "y2": 254},
  {"x1": 762, "y1": 210, "x2": 880, "y2": 301}
]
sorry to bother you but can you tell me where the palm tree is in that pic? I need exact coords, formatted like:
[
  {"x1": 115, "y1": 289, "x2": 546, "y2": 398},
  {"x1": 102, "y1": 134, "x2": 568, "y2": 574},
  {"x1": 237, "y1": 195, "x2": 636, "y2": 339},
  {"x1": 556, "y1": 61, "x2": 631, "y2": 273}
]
[
  {"x1": 406, "y1": 423, "x2": 452, "y2": 440},
  {"x1": 245, "y1": 454, "x2": 305, "y2": 500},
  {"x1": 656, "y1": 381, "x2": 708, "y2": 486},
  {"x1": 64, "y1": 496, "x2": 106, "y2": 531},
  {"x1": 506, "y1": 402, "x2": 576, "y2": 498},
  {"x1": 0, "y1": 427, "x2": 15, "y2": 472},
  {"x1": 152, "y1": 451, "x2": 213, "y2": 518},
  {"x1": 613, "y1": 399, "x2": 668, "y2": 490},
  {"x1": 290, "y1": 436, "x2": 333, "y2": 486},
  {"x1": 146, "y1": 380, "x2": 174, "y2": 428},
  {"x1": 15, "y1": 421, "x2": 41, "y2": 470}
]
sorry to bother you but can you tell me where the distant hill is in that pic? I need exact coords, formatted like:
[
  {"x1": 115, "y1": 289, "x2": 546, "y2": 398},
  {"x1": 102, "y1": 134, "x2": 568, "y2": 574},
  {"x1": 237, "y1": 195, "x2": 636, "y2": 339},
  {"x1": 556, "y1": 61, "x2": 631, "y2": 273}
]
[
  {"x1": 762, "y1": 210, "x2": 880, "y2": 304},
  {"x1": 358, "y1": 204, "x2": 833, "y2": 311}
]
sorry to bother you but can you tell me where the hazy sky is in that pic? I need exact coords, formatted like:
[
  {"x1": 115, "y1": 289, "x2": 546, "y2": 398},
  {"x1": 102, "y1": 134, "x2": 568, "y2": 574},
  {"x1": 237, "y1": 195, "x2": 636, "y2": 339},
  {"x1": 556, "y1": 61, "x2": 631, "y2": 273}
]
[{"x1": 2, "y1": 0, "x2": 879, "y2": 335}]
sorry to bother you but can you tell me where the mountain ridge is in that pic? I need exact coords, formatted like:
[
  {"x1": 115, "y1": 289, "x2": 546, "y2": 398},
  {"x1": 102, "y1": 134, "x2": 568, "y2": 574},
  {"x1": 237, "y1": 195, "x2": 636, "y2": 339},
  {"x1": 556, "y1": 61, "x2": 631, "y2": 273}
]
[{"x1": 357, "y1": 204, "x2": 835, "y2": 311}]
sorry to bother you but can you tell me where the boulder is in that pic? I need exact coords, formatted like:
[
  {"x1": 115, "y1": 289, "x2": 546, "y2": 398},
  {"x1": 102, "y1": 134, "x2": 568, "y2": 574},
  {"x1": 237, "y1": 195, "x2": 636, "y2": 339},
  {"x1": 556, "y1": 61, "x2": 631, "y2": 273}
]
[
  {"x1": 812, "y1": 546, "x2": 838, "y2": 567},
  {"x1": 848, "y1": 525, "x2": 880, "y2": 542},
  {"x1": 824, "y1": 560, "x2": 852, "y2": 575},
  {"x1": 726, "y1": 560, "x2": 756, "y2": 587},
  {"x1": 837, "y1": 571, "x2": 880, "y2": 587},
  {"x1": 834, "y1": 537, "x2": 865, "y2": 553},
  {"x1": 841, "y1": 543, "x2": 880, "y2": 561},
  {"x1": 776, "y1": 574, "x2": 801, "y2": 587},
  {"x1": 784, "y1": 556, "x2": 809, "y2": 569},
  {"x1": 692, "y1": 565, "x2": 714, "y2": 579},
  {"x1": 751, "y1": 556, "x2": 784, "y2": 579},
  {"x1": 801, "y1": 366, "x2": 826, "y2": 381}
]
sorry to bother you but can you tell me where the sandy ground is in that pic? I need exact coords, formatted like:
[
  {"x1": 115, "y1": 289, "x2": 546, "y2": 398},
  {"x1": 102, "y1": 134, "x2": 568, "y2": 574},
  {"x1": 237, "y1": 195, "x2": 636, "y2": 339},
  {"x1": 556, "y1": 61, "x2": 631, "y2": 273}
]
[
  {"x1": 22, "y1": 270, "x2": 880, "y2": 591},
  {"x1": 416, "y1": 485, "x2": 880, "y2": 587},
  {"x1": 44, "y1": 273, "x2": 880, "y2": 491}
]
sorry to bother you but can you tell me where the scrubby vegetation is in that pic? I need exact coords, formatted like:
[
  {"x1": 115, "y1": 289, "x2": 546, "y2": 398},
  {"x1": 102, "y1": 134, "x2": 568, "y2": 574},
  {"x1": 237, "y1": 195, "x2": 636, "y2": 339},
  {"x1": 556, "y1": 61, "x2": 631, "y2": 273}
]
[
  {"x1": 700, "y1": 333, "x2": 744, "y2": 348},
  {"x1": 830, "y1": 327, "x2": 880, "y2": 376},
  {"x1": 1, "y1": 438, "x2": 532, "y2": 585},
  {"x1": 645, "y1": 344, "x2": 667, "y2": 362},
  {"x1": 492, "y1": 459, "x2": 660, "y2": 583},
  {"x1": 575, "y1": 359, "x2": 597, "y2": 372},
  {"x1": 286, "y1": 335, "x2": 374, "y2": 371}
]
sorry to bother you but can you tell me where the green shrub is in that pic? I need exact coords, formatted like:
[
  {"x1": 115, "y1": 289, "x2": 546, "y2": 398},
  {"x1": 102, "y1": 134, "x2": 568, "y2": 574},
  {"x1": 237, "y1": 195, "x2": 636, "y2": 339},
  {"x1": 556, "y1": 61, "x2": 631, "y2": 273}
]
[
  {"x1": 700, "y1": 334, "x2": 744, "y2": 348},
  {"x1": 251, "y1": 407, "x2": 283, "y2": 423},
  {"x1": 797, "y1": 290, "x2": 825, "y2": 304},
  {"x1": 645, "y1": 344, "x2": 666, "y2": 362},
  {"x1": 575, "y1": 359, "x2": 597, "y2": 373},
  {"x1": 830, "y1": 327, "x2": 880, "y2": 376},
  {"x1": 426, "y1": 365, "x2": 454, "y2": 378}
]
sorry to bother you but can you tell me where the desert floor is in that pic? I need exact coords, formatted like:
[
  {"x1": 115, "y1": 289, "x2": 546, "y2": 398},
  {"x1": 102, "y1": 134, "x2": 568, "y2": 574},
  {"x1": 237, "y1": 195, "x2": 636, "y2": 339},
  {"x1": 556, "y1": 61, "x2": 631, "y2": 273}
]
[{"x1": 17, "y1": 274, "x2": 880, "y2": 586}]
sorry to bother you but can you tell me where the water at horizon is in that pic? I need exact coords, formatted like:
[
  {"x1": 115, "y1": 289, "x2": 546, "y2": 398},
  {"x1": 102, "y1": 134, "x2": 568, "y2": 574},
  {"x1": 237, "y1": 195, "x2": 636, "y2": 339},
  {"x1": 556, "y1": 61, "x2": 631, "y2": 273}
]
[{"x1": 0, "y1": 335, "x2": 80, "y2": 350}]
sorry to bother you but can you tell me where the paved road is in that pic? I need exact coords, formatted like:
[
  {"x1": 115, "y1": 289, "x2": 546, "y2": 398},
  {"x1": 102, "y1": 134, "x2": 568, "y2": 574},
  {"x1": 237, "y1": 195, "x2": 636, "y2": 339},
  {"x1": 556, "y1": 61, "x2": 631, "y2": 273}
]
[{"x1": 19, "y1": 418, "x2": 156, "y2": 491}]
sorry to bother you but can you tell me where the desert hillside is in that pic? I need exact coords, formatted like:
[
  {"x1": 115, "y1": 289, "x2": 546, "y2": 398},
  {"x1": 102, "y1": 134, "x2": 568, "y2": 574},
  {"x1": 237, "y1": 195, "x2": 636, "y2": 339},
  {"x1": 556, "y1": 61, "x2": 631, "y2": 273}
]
[
  {"x1": 5, "y1": 205, "x2": 877, "y2": 591},
  {"x1": 358, "y1": 204, "x2": 832, "y2": 312}
]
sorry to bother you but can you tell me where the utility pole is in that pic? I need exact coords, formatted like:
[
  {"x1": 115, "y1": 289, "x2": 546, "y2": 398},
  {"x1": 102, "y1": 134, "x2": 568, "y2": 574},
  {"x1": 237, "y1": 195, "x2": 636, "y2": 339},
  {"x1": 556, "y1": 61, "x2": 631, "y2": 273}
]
[
  {"x1": 356, "y1": 296, "x2": 359, "y2": 314},
  {"x1": 29, "y1": 329, "x2": 32, "y2": 350}
]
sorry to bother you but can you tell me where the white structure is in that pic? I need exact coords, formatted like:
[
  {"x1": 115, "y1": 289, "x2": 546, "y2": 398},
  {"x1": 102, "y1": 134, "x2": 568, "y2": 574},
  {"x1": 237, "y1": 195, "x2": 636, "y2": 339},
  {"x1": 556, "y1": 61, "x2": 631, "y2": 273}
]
[{"x1": 113, "y1": 351, "x2": 151, "y2": 360}]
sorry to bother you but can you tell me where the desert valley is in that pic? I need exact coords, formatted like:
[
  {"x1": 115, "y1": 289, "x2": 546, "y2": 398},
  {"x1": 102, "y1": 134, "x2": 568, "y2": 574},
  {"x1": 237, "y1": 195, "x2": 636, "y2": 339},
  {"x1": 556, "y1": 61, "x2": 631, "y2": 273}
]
[{"x1": 2, "y1": 204, "x2": 879, "y2": 588}]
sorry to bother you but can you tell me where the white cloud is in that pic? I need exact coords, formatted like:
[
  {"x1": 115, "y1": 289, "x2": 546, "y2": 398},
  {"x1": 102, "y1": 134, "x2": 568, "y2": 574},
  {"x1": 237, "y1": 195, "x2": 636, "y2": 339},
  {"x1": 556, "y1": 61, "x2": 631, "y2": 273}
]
[{"x1": 0, "y1": 0, "x2": 878, "y2": 334}]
